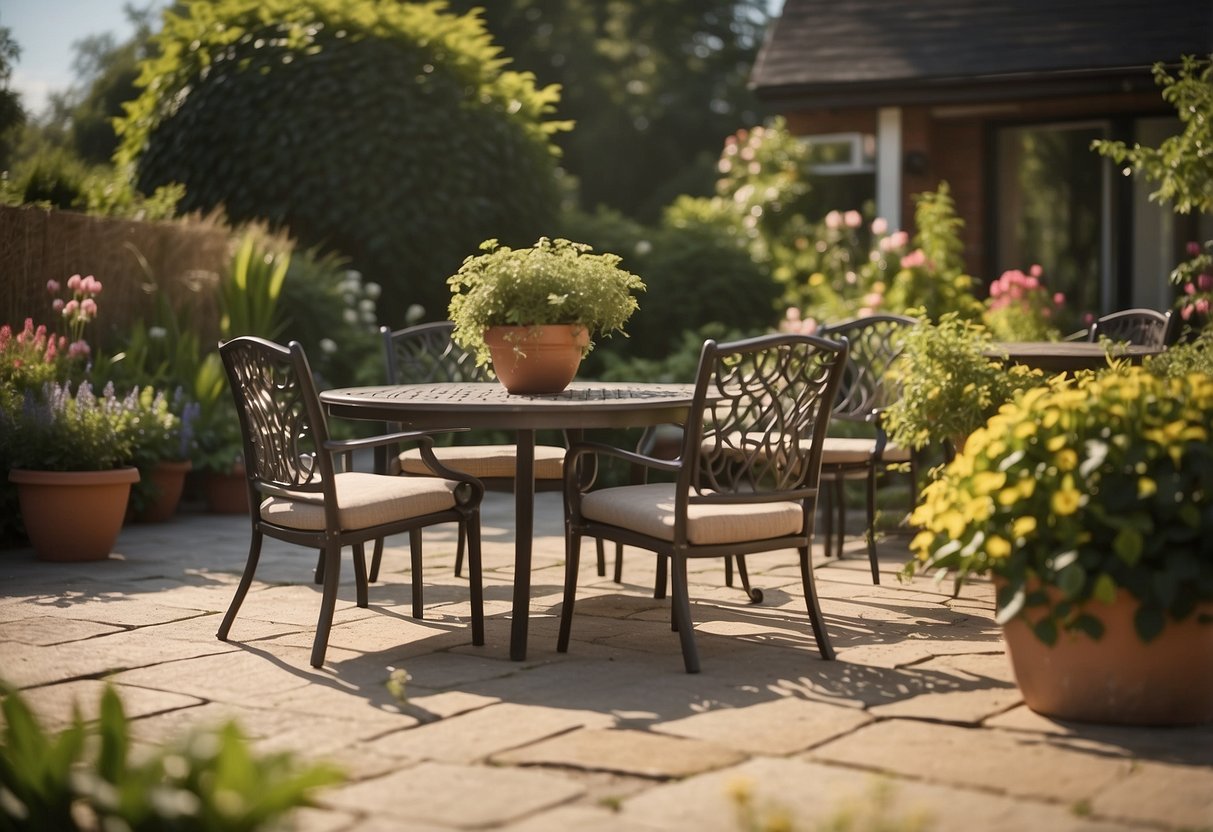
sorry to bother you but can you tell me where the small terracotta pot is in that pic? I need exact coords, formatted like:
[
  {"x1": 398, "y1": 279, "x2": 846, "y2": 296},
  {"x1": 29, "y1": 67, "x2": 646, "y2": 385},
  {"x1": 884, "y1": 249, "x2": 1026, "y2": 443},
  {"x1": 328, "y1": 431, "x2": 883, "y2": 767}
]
[
  {"x1": 133, "y1": 459, "x2": 193, "y2": 523},
  {"x1": 1001, "y1": 587, "x2": 1213, "y2": 725},
  {"x1": 484, "y1": 324, "x2": 590, "y2": 394},
  {"x1": 9, "y1": 467, "x2": 140, "y2": 561}
]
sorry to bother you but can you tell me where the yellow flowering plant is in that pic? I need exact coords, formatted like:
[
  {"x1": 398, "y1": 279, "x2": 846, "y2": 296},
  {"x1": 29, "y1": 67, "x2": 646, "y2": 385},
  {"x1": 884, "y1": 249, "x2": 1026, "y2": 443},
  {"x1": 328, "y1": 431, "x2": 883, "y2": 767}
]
[{"x1": 905, "y1": 367, "x2": 1213, "y2": 645}]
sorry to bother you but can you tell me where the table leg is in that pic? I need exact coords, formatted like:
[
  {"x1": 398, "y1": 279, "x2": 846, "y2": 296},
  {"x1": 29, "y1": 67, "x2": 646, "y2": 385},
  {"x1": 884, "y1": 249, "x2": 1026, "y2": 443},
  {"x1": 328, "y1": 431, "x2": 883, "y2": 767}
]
[{"x1": 510, "y1": 429, "x2": 536, "y2": 661}]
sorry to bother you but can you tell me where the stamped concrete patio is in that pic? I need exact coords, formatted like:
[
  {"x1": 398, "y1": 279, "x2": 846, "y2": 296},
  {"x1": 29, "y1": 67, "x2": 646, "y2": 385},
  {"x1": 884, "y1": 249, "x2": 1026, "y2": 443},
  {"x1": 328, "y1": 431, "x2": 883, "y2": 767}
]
[{"x1": 2, "y1": 490, "x2": 1211, "y2": 832}]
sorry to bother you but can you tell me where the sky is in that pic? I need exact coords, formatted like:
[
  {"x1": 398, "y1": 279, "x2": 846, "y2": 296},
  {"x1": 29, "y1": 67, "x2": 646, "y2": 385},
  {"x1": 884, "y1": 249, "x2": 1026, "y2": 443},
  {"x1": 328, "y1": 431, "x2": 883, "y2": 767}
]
[
  {"x1": 3, "y1": 0, "x2": 785, "y2": 117},
  {"x1": 2, "y1": 0, "x2": 170, "y2": 116}
]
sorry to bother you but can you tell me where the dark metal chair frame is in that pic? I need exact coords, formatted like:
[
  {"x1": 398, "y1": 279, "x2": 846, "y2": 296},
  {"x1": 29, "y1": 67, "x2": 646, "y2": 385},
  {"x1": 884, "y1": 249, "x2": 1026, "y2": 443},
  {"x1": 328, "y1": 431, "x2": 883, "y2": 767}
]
[
  {"x1": 559, "y1": 332, "x2": 849, "y2": 673},
  {"x1": 217, "y1": 336, "x2": 486, "y2": 668},
  {"x1": 816, "y1": 314, "x2": 918, "y2": 584},
  {"x1": 1088, "y1": 308, "x2": 1173, "y2": 348}
]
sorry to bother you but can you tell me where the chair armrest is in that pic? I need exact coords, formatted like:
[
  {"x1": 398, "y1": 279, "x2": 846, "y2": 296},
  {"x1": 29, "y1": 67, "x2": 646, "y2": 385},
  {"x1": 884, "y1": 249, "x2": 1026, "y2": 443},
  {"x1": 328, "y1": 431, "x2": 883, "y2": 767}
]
[
  {"x1": 566, "y1": 441, "x2": 682, "y2": 475},
  {"x1": 323, "y1": 427, "x2": 468, "y2": 454}
]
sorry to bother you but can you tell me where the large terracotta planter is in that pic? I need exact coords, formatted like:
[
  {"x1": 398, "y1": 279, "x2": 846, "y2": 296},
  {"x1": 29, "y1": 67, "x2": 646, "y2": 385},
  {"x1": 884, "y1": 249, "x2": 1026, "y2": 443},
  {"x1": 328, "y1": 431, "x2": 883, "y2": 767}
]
[
  {"x1": 133, "y1": 459, "x2": 192, "y2": 523},
  {"x1": 1001, "y1": 588, "x2": 1213, "y2": 725},
  {"x1": 204, "y1": 466, "x2": 250, "y2": 514},
  {"x1": 484, "y1": 324, "x2": 590, "y2": 394},
  {"x1": 9, "y1": 467, "x2": 140, "y2": 562}
]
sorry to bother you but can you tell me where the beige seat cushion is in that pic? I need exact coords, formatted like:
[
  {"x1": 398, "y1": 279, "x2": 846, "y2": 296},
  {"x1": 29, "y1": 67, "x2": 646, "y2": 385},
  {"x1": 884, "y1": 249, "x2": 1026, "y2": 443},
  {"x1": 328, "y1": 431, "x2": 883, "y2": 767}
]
[
  {"x1": 261, "y1": 472, "x2": 459, "y2": 531},
  {"x1": 818, "y1": 436, "x2": 912, "y2": 465},
  {"x1": 581, "y1": 482, "x2": 803, "y2": 546},
  {"x1": 399, "y1": 444, "x2": 565, "y2": 480}
]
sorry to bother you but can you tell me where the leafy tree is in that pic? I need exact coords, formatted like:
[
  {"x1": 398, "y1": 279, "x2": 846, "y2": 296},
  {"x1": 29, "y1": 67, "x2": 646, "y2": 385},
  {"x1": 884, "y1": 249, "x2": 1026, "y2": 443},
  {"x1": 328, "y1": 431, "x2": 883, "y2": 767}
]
[
  {"x1": 116, "y1": 0, "x2": 568, "y2": 322},
  {"x1": 0, "y1": 26, "x2": 24, "y2": 171},
  {"x1": 444, "y1": 0, "x2": 770, "y2": 220},
  {"x1": 1093, "y1": 54, "x2": 1213, "y2": 216}
]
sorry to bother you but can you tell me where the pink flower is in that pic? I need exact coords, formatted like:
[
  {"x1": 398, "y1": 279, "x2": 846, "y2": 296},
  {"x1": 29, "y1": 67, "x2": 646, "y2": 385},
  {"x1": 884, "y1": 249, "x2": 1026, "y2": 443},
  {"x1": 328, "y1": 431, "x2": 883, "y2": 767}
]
[
  {"x1": 63, "y1": 299, "x2": 79, "y2": 316},
  {"x1": 67, "y1": 274, "x2": 83, "y2": 292},
  {"x1": 1197, "y1": 299, "x2": 1210, "y2": 314},
  {"x1": 1029, "y1": 264, "x2": 1043, "y2": 278},
  {"x1": 46, "y1": 279, "x2": 61, "y2": 294},
  {"x1": 1188, "y1": 241, "x2": 1203, "y2": 257},
  {"x1": 843, "y1": 210, "x2": 862, "y2": 228},
  {"x1": 990, "y1": 282, "x2": 1002, "y2": 298},
  {"x1": 1053, "y1": 292, "x2": 1066, "y2": 305},
  {"x1": 1198, "y1": 274, "x2": 1213, "y2": 291},
  {"x1": 52, "y1": 298, "x2": 65, "y2": 312},
  {"x1": 901, "y1": 249, "x2": 926, "y2": 269},
  {"x1": 785, "y1": 307, "x2": 802, "y2": 323},
  {"x1": 870, "y1": 217, "x2": 888, "y2": 235},
  {"x1": 82, "y1": 275, "x2": 102, "y2": 295},
  {"x1": 1024, "y1": 276, "x2": 1039, "y2": 290},
  {"x1": 80, "y1": 298, "x2": 98, "y2": 318},
  {"x1": 862, "y1": 291, "x2": 884, "y2": 308},
  {"x1": 824, "y1": 211, "x2": 842, "y2": 230},
  {"x1": 857, "y1": 307, "x2": 873, "y2": 317},
  {"x1": 68, "y1": 339, "x2": 91, "y2": 358},
  {"x1": 1185, "y1": 282, "x2": 1197, "y2": 295}
]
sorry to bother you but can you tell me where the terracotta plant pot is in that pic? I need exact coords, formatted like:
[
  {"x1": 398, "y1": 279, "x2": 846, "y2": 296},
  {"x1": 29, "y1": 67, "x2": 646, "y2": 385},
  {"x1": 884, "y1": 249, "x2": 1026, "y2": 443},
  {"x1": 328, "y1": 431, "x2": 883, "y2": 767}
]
[
  {"x1": 9, "y1": 467, "x2": 140, "y2": 562},
  {"x1": 204, "y1": 466, "x2": 250, "y2": 514},
  {"x1": 1001, "y1": 588, "x2": 1213, "y2": 725},
  {"x1": 133, "y1": 459, "x2": 192, "y2": 523},
  {"x1": 484, "y1": 324, "x2": 590, "y2": 394}
]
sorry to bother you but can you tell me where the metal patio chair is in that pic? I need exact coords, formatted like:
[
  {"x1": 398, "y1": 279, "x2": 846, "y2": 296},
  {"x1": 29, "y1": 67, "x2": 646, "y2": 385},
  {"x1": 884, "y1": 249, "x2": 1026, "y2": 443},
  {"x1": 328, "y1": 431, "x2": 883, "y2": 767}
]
[
  {"x1": 559, "y1": 332, "x2": 849, "y2": 673},
  {"x1": 1088, "y1": 308, "x2": 1173, "y2": 347},
  {"x1": 217, "y1": 336, "x2": 486, "y2": 668}
]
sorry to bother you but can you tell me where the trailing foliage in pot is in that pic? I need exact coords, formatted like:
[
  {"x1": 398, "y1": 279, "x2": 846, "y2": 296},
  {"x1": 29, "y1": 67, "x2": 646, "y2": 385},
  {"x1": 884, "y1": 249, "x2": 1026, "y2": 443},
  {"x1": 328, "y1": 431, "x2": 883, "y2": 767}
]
[
  {"x1": 905, "y1": 366, "x2": 1213, "y2": 645},
  {"x1": 447, "y1": 237, "x2": 646, "y2": 368},
  {"x1": 0, "y1": 682, "x2": 342, "y2": 831}
]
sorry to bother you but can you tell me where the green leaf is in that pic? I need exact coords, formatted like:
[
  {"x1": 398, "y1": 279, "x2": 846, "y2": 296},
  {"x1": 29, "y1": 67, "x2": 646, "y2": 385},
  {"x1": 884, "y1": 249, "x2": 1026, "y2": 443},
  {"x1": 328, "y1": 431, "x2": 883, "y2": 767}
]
[
  {"x1": 995, "y1": 584, "x2": 1026, "y2": 625},
  {"x1": 1134, "y1": 605, "x2": 1166, "y2": 643},
  {"x1": 1056, "y1": 563, "x2": 1087, "y2": 598},
  {"x1": 1113, "y1": 528, "x2": 1143, "y2": 565},
  {"x1": 1033, "y1": 617, "x2": 1059, "y2": 646},
  {"x1": 1092, "y1": 573, "x2": 1118, "y2": 604},
  {"x1": 1069, "y1": 613, "x2": 1105, "y2": 641}
]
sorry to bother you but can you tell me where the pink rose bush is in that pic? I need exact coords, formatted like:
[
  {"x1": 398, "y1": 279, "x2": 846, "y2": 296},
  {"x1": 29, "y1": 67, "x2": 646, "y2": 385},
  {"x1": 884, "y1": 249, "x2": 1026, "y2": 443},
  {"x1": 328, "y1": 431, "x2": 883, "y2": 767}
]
[{"x1": 982, "y1": 265, "x2": 1067, "y2": 341}]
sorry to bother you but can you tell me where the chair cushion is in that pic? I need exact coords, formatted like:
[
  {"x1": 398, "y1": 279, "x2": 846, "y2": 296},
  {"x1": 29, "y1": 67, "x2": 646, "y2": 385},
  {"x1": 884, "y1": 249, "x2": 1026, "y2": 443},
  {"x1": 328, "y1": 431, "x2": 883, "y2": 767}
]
[
  {"x1": 261, "y1": 472, "x2": 459, "y2": 531},
  {"x1": 818, "y1": 436, "x2": 912, "y2": 465},
  {"x1": 580, "y1": 482, "x2": 803, "y2": 546},
  {"x1": 399, "y1": 444, "x2": 565, "y2": 480}
]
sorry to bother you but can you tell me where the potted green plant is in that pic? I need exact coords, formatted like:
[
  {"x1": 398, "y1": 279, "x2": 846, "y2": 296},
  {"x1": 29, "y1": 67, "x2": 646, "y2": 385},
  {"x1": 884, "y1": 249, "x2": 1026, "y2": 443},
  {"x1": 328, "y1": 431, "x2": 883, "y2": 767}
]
[
  {"x1": 883, "y1": 311, "x2": 1042, "y2": 457},
  {"x1": 126, "y1": 387, "x2": 199, "y2": 522},
  {"x1": 2, "y1": 380, "x2": 138, "y2": 561},
  {"x1": 904, "y1": 366, "x2": 1213, "y2": 725},
  {"x1": 447, "y1": 237, "x2": 645, "y2": 393}
]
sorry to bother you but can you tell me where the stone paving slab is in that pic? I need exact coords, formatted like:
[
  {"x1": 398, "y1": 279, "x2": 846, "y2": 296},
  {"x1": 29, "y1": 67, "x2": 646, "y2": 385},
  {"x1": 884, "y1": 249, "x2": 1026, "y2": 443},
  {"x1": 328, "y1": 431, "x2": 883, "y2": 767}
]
[{"x1": 1, "y1": 491, "x2": 1210, "y2": 831}]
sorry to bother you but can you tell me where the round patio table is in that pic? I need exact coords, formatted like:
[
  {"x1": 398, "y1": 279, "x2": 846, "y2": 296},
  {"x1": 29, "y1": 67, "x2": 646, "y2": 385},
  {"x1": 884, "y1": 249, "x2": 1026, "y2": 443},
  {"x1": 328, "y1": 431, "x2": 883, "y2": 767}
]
[{"x1": 319, "y1": 381, "x2": 699, "y2": 661}]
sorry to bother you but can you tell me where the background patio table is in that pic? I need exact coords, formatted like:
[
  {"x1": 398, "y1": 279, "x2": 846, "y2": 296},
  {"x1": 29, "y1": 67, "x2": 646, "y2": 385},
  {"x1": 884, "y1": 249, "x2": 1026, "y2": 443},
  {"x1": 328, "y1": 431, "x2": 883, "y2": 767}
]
[
  {"x1": 319, "y1": 380, "x2": 699, "y2": 660},
  {"x1": 985, "y1": 340, "x2": 1162, "y2": 373}
]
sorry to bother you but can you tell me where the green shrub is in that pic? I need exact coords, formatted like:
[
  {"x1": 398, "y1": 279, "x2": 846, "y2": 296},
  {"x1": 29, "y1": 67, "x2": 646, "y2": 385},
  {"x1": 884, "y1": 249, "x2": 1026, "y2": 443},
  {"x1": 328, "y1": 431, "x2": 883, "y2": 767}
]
[
  {"x1": 117, "y1": 0, "x2": 568, "y2": 324},
  {"x1": 0, "y1": 682, "x2": 342, "y2": 831}
]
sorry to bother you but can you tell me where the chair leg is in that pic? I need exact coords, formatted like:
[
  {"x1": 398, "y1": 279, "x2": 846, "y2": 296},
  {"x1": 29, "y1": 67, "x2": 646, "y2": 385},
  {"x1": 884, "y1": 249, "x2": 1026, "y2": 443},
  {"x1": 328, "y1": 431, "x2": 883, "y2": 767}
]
[
  {"x1": 613, "y1": 542, "x2": 624, "y2": 584},
  {"x1": 834, "y1": 478, "x2": 846, "y2": 559},
  {"x1": 654, "y1": 555, "x2": 668, "y2": 600},
  {"x1": 314, "y1": 548, "x2": 324, "y2": 584},
  {"x1": 820, "y1": 481, "x2": 835, "y2": 558},
  {"x1": 409, "y1": 528, "x2": 424, "y2": 619},
  {"x1": 670, "y1": 555, "x2": 700, "y2": 674},
  {"x1": 866, "y1": 468, "x2": 881, "y2": 585},
  {"x1": 724, "y1": 555, "x2": 734, "y2": 587},
  {"x1": 218, "y1": 532, "x2": 263, "y2": 640},
  {"x1": 310, "y1": 544, "x2": 342, "y2": 668},
  {"x1": 465, "y1": 512, "x2": 484, "y2": 646},
  {"x1": 369, "y1": 538, "x2": 384, "y2": 583},
  {"x1": 734, "y1": 556, "x2": 763, "y2": 604},
  {"x1": 454, "y1": 525, "x2": 466, "y2": 578},
  {"x1": 798, "y1": 544, "x2": 835, "y2": 661},
  {"x1": 557, "y1": 532, "x2": 583, "y2": 653},
  {"x1": 352, "y1": 542, "x2": 369, "y2": 607}
]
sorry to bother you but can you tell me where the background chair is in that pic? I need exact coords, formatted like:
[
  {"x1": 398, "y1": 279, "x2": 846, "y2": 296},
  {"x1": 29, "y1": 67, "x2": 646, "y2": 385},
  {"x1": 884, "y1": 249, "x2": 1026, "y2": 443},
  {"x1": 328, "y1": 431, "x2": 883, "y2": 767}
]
[
  {"x1": 559, "y1": 332, "x2": 849, "y2": 673},
  {"x1": 1088, "y1": 308, "x2": 1173, "y2": 347},
  {"x1": 217, "y1": 336, "x2": 486, "y2": 668},
  {"x1": 376, "y1": 322, "x2": 581, "y2": 580},
  {"x1": 816, "y1": 314, "x2": 918, "y2": 584}
]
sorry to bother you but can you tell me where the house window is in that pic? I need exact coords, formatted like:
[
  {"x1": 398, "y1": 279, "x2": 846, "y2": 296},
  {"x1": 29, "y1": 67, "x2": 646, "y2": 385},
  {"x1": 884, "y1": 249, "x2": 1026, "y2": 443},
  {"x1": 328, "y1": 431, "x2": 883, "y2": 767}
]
[
  {"x1": 993, "y1": 122, "x2": 1110, "y2": 322},
  {"x1": 801, "y1": 132, "x2": 876, "y2": 218}
]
